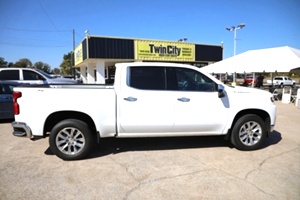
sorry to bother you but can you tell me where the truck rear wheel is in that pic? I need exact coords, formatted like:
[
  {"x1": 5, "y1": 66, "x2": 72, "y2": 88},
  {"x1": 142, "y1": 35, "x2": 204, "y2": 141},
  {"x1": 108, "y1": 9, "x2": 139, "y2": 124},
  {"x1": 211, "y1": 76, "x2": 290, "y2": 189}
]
[
  {"x1": 49, "y1": 119, "x2": 94, "y2": 160},
  {"x1": 231, "y1": 114, "x2": 266, "y2": 150}
]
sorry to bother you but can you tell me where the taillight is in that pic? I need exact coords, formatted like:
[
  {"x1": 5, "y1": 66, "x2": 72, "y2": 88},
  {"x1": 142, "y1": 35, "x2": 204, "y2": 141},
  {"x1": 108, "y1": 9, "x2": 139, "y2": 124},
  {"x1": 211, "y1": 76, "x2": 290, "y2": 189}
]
[{"x1": 13, "y1": 91, "x2": 22, "y2": 115}]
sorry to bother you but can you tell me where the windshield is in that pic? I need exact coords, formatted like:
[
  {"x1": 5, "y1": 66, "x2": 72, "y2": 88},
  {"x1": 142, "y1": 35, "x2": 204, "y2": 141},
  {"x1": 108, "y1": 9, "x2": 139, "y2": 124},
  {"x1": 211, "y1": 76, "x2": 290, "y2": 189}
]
[{"x1": 36, "y1": 69, "x2": 54, "y2": 79}]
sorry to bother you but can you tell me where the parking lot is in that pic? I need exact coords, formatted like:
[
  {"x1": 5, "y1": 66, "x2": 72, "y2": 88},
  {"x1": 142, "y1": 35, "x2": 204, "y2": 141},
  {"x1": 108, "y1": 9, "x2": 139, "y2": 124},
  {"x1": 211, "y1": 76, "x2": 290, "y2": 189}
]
[{"x1": 0, "y1": 101, "x2": 299, "y2": 200}]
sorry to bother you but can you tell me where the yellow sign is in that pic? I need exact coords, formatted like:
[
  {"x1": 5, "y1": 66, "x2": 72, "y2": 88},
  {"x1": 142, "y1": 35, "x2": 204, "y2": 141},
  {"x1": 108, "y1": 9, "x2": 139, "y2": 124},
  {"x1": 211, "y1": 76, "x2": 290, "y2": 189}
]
[
  {"x1": 135, "y1": 40, "x2": 195, "y2": 61},
  {"x1": 74, "y1": 43, "x2": 83, "y2": 66}
]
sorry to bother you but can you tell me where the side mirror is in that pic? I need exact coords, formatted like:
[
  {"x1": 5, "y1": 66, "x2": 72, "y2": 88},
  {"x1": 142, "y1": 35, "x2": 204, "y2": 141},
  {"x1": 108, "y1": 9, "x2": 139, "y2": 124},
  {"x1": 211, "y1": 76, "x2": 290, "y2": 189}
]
[{"x1": 218, "y1": 84, "x2": 225, "y2": 98}]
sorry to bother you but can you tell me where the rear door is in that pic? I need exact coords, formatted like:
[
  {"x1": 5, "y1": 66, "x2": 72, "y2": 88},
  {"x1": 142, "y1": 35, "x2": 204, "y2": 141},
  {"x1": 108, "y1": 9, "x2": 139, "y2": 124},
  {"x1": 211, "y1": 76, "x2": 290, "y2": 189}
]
[{"x1": 117, "y1": 66, "x2": 174, "y2": 134}]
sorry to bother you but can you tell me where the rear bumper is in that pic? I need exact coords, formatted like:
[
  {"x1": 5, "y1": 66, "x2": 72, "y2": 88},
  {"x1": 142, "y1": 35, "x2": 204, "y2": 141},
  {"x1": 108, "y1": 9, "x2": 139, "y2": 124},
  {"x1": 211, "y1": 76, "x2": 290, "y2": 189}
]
[
  {"x1": 11, "y1": 122, "x2": 33, "y2": 139},
  {"x1": 270, "y1": 125, "x2": 275, "y2": 132}
]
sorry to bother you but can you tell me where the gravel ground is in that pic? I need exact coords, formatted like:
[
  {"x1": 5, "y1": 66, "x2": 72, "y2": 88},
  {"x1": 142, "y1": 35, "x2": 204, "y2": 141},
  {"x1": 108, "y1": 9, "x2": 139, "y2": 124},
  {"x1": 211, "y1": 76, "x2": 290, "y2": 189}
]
[{"x1": 0, "y1": 101, "x2": 299, "y2": 200}]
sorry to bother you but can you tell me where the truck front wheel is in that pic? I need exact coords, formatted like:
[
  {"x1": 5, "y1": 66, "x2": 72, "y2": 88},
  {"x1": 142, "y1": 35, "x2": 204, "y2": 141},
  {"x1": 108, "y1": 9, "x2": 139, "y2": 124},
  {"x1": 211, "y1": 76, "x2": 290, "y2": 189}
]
[
  {"x1": 49, "y1": 119, "x2": 94, "y2": 160},
  {"x1": 231, "y1": 114, "x2": 266, "y2": 150}
]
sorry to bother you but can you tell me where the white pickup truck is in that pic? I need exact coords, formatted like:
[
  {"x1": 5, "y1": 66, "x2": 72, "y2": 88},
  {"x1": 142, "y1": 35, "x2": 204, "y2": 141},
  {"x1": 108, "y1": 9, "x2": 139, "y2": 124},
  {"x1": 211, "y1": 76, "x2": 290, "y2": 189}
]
[
  {"x1": 12, "y1": 62, "x2": 276, "y2": 160},
  {"x1": 266, "y1": 76, "x2": 296, "y2": 87}
]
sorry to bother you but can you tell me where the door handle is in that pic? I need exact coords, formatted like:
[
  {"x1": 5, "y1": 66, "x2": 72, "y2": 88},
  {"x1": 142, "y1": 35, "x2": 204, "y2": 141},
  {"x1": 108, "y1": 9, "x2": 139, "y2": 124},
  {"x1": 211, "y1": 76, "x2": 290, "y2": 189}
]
[
  {"x1": 124, "y1": 96, "x2": 137, "y2": 102},
  {"x1": 177, "y1": 97, "x2": 190, "y2": 102}
]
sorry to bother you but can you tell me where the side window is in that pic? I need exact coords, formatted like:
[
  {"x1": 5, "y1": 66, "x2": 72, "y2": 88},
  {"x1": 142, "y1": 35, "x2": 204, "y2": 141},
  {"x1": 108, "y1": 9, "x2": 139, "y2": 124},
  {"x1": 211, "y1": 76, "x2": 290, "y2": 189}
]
[
  {"x1": 0, "y1": 85, "x2": 13, "y2": 94},
  {"x1": 0, "y1": 70, "x2": 20, "y2": 80},
  {"x1": 129, "y1": 67, "x2": 165, "y2": 90},
  {"x1": 23, "y1": 70, "x2": 45, "y2": 80},
  {"x1": 168, "y1": 67, "x2": 216, "y2": 92}
]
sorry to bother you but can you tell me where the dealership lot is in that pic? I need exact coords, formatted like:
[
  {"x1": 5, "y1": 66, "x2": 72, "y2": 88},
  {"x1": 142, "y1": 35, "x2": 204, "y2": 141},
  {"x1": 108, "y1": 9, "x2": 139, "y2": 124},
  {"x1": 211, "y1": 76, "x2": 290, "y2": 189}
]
[{"x1": 0, "y1": 102, "x2": 299, "y2": 200}]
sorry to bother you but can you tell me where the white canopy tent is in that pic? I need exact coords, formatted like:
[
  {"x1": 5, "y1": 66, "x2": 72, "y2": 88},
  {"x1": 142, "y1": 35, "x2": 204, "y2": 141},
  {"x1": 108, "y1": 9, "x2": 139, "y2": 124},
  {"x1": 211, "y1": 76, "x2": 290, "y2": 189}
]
[{"x1": 202, "y1": 46, "x2": 300, "y2": 74}]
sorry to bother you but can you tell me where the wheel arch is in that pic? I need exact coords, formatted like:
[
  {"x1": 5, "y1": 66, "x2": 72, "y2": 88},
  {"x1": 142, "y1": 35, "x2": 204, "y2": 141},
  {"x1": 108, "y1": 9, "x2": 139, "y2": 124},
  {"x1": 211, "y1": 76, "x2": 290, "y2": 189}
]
[
  {"x1": 43, "y1": 111, "x2": 97, "y2": 137},
  {"x1": 226, "y1": 109, "x2": 271, "y2": 139}
]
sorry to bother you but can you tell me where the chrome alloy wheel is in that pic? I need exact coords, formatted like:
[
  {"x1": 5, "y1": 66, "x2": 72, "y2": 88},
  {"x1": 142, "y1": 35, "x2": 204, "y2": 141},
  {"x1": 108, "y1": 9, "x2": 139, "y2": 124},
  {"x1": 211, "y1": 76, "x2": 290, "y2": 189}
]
[
  {"x1": 239, "y1": 121, "x2": 262, "y2": 146},
  {"x1": 55, "y1": 127, "x2": 86, "y2": 155}
]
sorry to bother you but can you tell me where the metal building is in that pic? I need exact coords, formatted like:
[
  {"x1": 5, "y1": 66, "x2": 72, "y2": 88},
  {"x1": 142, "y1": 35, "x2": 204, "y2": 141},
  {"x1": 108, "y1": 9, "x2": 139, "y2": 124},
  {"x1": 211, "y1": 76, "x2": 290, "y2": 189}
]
[{"x1": 73, "y1": 35, "x2": 223, "y2": 84}]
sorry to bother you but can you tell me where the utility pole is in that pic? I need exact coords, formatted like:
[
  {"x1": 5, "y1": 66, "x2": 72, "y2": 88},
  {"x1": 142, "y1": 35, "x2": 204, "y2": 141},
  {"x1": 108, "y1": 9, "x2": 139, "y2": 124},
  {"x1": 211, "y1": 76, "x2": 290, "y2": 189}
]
[{"x1": 71, "y1": 29, "x2": 75, "y2": 77}]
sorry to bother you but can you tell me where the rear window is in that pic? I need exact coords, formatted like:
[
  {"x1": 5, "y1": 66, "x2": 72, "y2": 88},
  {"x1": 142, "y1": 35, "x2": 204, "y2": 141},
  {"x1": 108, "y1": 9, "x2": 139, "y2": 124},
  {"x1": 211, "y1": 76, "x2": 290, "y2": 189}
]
[
  {"x1": 129, "y1": 67, "x2": 165, "y2": 90},
  {"x1": 0, "y1": 70, "x2": 20, "y2": 80}
]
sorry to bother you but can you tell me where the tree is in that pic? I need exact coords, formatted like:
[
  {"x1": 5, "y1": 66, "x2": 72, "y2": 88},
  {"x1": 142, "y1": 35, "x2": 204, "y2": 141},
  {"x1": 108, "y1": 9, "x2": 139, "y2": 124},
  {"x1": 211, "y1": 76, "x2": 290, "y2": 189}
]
[
  {"x1": 14, "y1": 58, "x2": 32, "y2": 68},
  {"x1": 7, "y1": 62, "x2": 14, "y2": 67},
  {"x1": 52, "y1": 68, "x2": 61, "y2": 74},
  {"x1": 34, "y1": 61, "x2": 51, "y2": 73},
  {"x1": 0, "y1": 57, "x2": 8, "y2": 68},
  {"x1": 60, "y1": 52, "x2": 72, "y2": 74}
]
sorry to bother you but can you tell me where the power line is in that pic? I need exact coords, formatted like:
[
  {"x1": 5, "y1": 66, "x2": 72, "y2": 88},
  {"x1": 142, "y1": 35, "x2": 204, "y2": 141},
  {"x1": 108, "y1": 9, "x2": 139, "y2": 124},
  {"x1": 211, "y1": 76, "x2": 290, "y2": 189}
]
[
  {"x1": 0, "y1": 35, "x2": 71, "y2": 42},
  {"x1": 0, "y1": 27, "x2": 85, "y2": 41},
  {"x1": 0, "y1": 41, "x2": 70, "y2": 48},
  {"x1": 0, "y1": 27, "x2": 71, "y2": 32},
  {"x1": 37, "y1": 0, "x2": 61, "y2": 32}
]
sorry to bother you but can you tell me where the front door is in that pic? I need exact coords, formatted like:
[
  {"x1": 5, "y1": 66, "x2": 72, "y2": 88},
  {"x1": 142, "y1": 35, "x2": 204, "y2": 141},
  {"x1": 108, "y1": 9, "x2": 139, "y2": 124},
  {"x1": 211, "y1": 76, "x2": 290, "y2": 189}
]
[
  {"x1": 169, "y1": 67, "x2": 230, "y2": 134},
  {"x1": 22, "y1": 69, "x2": 45, "y2": 85}
]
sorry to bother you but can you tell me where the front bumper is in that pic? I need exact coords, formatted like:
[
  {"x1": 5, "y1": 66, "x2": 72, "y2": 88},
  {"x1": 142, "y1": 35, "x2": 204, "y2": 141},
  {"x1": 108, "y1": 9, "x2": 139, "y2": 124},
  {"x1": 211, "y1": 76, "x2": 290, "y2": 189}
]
[{"x1": 11, "y1": 122, "x2": 33, "y2": 139}]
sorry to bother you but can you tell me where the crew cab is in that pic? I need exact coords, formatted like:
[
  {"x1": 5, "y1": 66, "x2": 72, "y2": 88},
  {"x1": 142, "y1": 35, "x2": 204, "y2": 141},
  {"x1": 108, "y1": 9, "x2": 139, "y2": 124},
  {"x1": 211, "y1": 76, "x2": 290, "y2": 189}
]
[
  {"x1": 11, "y1": 62, "x2": 276, "y2": 160},
  {"x1": 266, "y1": 76, "x2": 296, "y2": 87}
]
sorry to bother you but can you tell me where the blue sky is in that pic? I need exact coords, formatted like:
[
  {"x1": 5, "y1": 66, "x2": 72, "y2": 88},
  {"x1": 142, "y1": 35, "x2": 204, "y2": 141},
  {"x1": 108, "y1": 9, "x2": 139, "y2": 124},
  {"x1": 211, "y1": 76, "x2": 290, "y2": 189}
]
[{"x1": 0, "y1": 0, "x2": 299, "y2": 69}]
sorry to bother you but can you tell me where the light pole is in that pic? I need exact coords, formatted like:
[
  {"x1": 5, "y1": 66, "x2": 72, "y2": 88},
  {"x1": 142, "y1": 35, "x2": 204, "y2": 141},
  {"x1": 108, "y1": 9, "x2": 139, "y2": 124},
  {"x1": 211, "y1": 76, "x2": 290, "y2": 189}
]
[
  {"x1": 226, "y1": 23, "x2": 246, "y2": 56},
  {"x1": 226, "y1": 23, "x2": 245, "y2": 85}
]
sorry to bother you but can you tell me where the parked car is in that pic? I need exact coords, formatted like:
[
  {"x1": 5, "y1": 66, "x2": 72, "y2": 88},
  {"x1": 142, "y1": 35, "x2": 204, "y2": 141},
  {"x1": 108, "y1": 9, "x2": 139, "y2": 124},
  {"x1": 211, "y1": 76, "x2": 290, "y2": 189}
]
[
  {"x1": 0, "y1": 82, "x2": 24, "y2": 120},
  {"x1": 244, "y1": 75, "x2": 258, "y2": 86},
  {"x1": 0, "y1": 68, "x2": 78, "y2": 85},
  {"x1": 60, "y1": 75, "x2": 74, "y2": 79}
]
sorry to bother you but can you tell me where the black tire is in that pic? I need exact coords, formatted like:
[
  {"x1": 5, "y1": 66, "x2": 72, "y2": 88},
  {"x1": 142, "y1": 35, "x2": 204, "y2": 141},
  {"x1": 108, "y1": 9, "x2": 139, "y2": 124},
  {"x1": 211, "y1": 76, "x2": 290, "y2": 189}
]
[
  {"x1": 231, "y1": 114, "x2": 266, "y2": 150},
  {"x1": 49, "y1": 119, "x2": 95, "y2": 160}
]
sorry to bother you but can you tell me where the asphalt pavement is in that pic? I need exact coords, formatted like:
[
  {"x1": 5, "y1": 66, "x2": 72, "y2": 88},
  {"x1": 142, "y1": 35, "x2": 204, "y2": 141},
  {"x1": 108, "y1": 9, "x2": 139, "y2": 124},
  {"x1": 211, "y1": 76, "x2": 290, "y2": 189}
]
[{"x1": 0, "y1": 101, "x2": 299, "y2": 200}]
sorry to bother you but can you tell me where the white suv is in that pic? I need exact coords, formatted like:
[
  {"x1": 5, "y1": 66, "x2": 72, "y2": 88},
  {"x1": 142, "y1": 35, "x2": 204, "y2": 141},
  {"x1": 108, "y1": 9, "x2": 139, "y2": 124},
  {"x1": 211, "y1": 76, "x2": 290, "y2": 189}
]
[{"x1": 0, "y1": 68, "x2": 77, "y2": 85}]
